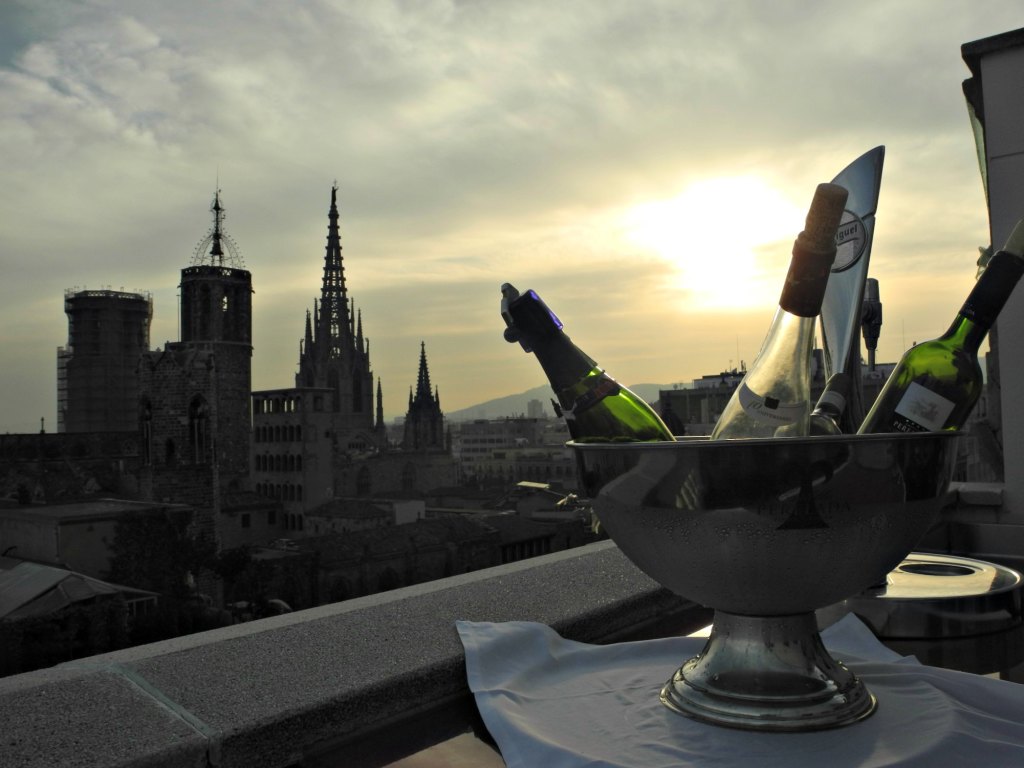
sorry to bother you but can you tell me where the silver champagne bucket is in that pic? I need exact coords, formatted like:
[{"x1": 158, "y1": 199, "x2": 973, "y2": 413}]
[{"x1": 571, "y1": 432, "x2": 960, "y2": 731}]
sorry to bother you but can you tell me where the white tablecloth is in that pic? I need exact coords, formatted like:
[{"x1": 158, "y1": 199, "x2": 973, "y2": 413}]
[{"x1": 457, "y1": 614, "x2": 1024, "y2": 767}]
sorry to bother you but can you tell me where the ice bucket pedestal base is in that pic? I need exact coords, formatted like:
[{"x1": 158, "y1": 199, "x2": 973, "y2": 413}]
[{"x1": 661, "y1": 611, "x2": 876, "y2": 732}]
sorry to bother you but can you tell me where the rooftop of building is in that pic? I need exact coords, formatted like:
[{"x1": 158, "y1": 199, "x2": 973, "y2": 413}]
[
  {"x1": 0, "y1": 558, "x2": 157, "y2": 621},
  {"x1": 306, "y1": 498, "x2": 394, "y2": 520},
  {"x1": 0, "y1": 498, "x2": 191, "y2": 523}
]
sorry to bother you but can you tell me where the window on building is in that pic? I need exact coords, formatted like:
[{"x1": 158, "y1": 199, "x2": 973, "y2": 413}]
[
  {"x1": 140, "y1": 399, "x2": 153, "y2": 465},
  {"x1": 356, "y1": 466, "x2": 371, "y2": 497},
  {"x1": 189, "y1": 396, "x2": 210, "y2": 464},
  {"x1": 328, "y1": 370, "x2": 340, "y2": 412},
  {"x1": 241, "y1": 513, "x2": 251, "y2": 529},
  {"x1": 199, "y1": 285, "x2": 211, "y2": 339}
]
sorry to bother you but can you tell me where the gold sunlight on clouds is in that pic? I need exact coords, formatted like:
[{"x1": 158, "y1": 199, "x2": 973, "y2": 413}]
[{"x1": 623, "y1": 176, "x2": 804, "y2": 310}]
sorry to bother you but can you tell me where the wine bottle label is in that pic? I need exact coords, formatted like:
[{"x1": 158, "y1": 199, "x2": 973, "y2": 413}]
[
  {"x1": 889, "y1": 381, "x2": 955, "y2": 432},
  {"x1": 737, "y1": 382, "x2": 807, "y2": 426},
  {"x1": 561, "y1": 375, "x2": 621, "y2": 420}
]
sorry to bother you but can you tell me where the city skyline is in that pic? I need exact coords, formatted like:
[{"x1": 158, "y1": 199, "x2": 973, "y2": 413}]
[{"x1": 2, "y1": 2, "x2": 1022, "y2": 432}]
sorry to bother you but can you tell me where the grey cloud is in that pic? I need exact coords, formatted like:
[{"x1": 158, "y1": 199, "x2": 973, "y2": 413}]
[{"x1": 1, "y1": 0, "x2": 1021, "y2": 428}]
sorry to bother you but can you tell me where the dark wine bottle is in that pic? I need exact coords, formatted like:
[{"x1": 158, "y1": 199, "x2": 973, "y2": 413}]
[
  {"x1": 858, "y1": 220, "x2": 1024, "y2": 434},
  {"x1": 500, "y1": 284, "x2": 675, "y2": 442},
  {"x1": 711, "y1": 183, "x2": 849, "y2": 439},
  {"x1": 809, "y1": 372, "x2": 851, "y2": 436}
]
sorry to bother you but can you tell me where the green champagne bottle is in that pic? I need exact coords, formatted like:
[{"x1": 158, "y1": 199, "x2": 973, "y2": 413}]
[
  {"x1": 858, "y1": 220, "x2": 1024, "y2": 434},
  {"x1": 711, "y1": 183, "x2": 849, "y2": 439},
  {"x1": 500, "y1": 284, "x2": 675, "y2": 442}
]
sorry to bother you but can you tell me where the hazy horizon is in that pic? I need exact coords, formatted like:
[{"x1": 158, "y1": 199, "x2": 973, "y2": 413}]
[{"x1": 2, "y1": 2, "x2": 1022, "y2": 432}]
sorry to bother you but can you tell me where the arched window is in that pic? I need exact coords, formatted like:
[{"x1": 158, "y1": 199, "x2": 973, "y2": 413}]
[
  {"x1": 189, "y1": 396, "x2": 210, "y2": 464},
  {"x1": 402, "y1": 462, "x2": 416, "y2": 493},
  {"x1": 297, "y1": 485, "x2": 303, "y2": 501},
  {"x1": 199, "y1": 285, "x2": 211, "y2": 339},
  {"x1": 296, "y1": 455, "x2": 303, "y2": 471},
  {"x1": 165, "y1": 438, "x2": 176, "y2": 466},
  {"x1": 140, "y1": 399, "x2": 153, "y2": 465}
]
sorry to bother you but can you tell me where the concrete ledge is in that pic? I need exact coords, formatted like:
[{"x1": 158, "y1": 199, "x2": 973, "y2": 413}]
[
  {"x1": 951, "y1": 481, "x2": 1006, "y2": 510},
  {"x1": 0, "y1": 541, "x2": 699, "y2": 768}
]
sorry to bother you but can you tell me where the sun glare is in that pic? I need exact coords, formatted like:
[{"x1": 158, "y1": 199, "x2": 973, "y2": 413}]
[{"x1": 624, "y1": 177, "x2": 804, "y2": 310}]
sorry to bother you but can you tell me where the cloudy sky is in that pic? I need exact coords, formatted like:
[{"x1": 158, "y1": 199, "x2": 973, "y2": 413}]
[{"x1": 1, "y1": 1, "x2": 1021, "y2": 432}]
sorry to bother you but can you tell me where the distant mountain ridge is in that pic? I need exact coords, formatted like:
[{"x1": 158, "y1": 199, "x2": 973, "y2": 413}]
[{"x1": 445, "y1": 383, "x2": 670, "y2": 422}]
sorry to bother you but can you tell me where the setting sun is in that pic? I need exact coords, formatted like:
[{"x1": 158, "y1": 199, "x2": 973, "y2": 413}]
[{"x1": 624, "y1": 177, "x2": 805, "y2": 310}]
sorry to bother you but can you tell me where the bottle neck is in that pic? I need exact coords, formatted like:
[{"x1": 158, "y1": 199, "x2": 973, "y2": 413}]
[
  {"x1": 942, "y1": 249, "x2": 1024, "y2": 352},
  {"x1": 758, "y1": 306, "x2": 817, "y2": 366},
  {"x1": 528, "y1": 331, "x2": 599, "y2": 395},
  {"x1": 939, "y1": 314, "x2": 989, "y2": 354},
  {"x1": 504, "y1": 291, "x2": 598, "y2": 394}
]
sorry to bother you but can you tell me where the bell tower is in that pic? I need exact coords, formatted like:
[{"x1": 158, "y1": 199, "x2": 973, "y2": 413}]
[
  {"x1": 181, "y1": 191, "x2": 252, "y2": 347},
  {"x1": 139, "y1": 190, "x2": 254, "y2": 503}
]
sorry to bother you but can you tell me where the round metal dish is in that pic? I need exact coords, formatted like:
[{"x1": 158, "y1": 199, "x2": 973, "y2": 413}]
[
  {"x1": 852, "y1": 552, "x2": 1023, "y2": 638},
  {"x1": 844, "y1": 552, "x2": 1024, "y2": 675},
  {"x1": 572, "y1": 433, "x2": 960, "y2": 732}
]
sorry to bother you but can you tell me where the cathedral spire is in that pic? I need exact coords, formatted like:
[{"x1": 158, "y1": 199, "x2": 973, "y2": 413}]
[
  {"x1": 319, "y1": 183, "x2": 352, "y2": 360},
  {"x1": 415, "y1": 341, "x2": 432, "y2": 402},
  {"x1": 376, "y1": 377, "x2": 384, "y2": 429},
  {"x1": 403, "y1": 341, "x2": 445, "y2": 451}
]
